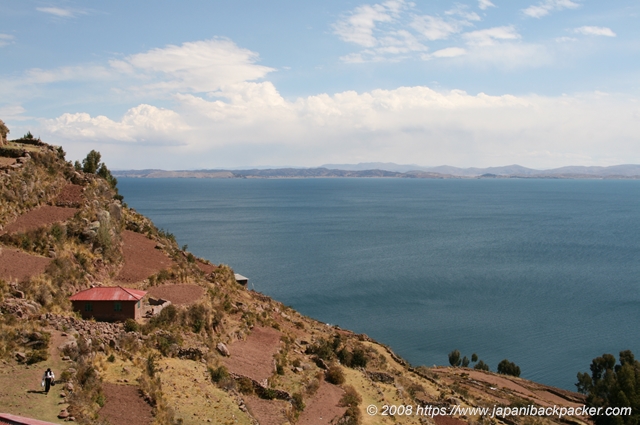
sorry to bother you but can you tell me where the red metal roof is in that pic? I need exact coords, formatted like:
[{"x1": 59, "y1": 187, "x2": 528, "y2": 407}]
[
  {"x1": 69, "y1": 286, "x2": 146, "y2": 302},
  {"x1": 0, "y1": 413, "x2": 61, "y2": 425}
]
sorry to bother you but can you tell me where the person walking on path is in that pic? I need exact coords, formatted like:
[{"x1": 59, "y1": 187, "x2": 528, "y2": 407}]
[{"x1": 42, "y1": 368, "x2": 55, "y2": 394}]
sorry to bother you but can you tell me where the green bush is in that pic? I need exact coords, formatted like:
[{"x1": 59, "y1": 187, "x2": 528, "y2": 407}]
[
  {"x1": 260, "y1": 388, "x2": 277, "y2": 400},
  {"x1": 292, "y1": 392, "x2": 305, "y2": 412},
  {"x1": 497, "y1": 359, "x2": 520, "y2": 377},
  {"x1": 474, "y1": 360, "x2": 490, "y2": 371},
  {"x1": 124, "y1": 319, "x2": 139, "y2": 333},
  {"x1": 209, "y1": 365, "x2": 229, "y2": 384},
  {"x1": 26, "y1": 349, "x2": 48, "y2": 364},
  {"x1": 448, "y1": 349, "x2": 462, "y2": 367}
]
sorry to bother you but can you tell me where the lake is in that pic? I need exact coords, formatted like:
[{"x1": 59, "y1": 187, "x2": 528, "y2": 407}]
[{"x1": 117, "y1": 177, "x2": 640, "y2": 390}]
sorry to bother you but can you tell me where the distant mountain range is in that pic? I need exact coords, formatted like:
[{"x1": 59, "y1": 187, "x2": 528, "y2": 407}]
[{"x1": 112, "y1": 163, "x2": 640, "y2": 179}]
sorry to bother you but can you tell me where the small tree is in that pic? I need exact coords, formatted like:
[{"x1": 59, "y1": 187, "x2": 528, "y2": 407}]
[
  {"x1": 474, "y1": 360, "x2": 490, "y2": 371},
  {"x1": 497, "y1": 359, "x2": 521, "y2": 377},
  {"x1": 462, "y1": 356, "x2": 470, "y2": 368},
  {"x1": 471, "y1": 353, "x2": 478, "y2": 363},
  {"x1": 80, "y1": 150, "x2": 122, "y2": 198},
  {"x1": 0, "y1": 119, "x2": 8, "y2": 145},
  {"x1": 82, "y1": 150, "x2": 102, "y2": 174},
  {"x1": 448, "y1": 349, "x2": 462, "y2": 367},
  {"x1": 577, "y1": 350, "x2": 640, "y2": 425}
]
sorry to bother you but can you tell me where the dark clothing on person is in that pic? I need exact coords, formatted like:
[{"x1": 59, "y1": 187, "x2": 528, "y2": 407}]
[{"x1": 42, "y1": 369, "x2": 55, "y2": 394}]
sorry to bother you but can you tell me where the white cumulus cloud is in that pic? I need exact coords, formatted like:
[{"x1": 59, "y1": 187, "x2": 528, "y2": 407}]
[
  {"x1": 573, "y1": 26, "x2": 616, "y2": 37},
  {"x1": 36, "y1": 7, "x2": 86, "y2": 18},
  {"x1": 463, "y1": 26, "x2": 521, "y2": 46},
  {"x1": 0, "y1": 34, "x2": 14, "y2": 47},
  {"x1": 478, "y1": 0, "x2": 496, "y2": 10},
  {"x1": 522, "y1": 0, "x2": 580, "y2": 18},
  {"x1": 111, "y1": 38, "x2": 275, "y2": 94},
  {"x1": 41, "y1": 82, "x2": 640, "y2": 170},
  {"x1": 43, "y1": 104, "x2": 189, "y2": 144},
  {"x1": 410, "y1": 15, "x2": 463, "y2": 41}
]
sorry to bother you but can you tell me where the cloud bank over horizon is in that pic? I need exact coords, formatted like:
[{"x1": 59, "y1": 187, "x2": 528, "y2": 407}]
[{"x1": 1, "y1": 0, "x2": 638, "y2": 169}]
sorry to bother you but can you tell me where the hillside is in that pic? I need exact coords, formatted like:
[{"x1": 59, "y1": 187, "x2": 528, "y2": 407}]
[{"x1": 0, "y1": 138, "x2": 592, "y2": 425}]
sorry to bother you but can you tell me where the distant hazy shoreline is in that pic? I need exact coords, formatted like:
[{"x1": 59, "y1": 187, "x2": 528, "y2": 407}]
[{"x1": 112, "y1": 163, "x2": 640, "y2": 180}]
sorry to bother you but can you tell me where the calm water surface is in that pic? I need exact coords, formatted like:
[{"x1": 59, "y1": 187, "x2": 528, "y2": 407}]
[{"x1": 118, "y1": 178, "x2": 640, "y2": 390}]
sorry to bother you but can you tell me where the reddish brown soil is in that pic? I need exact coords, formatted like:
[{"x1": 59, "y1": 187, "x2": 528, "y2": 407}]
[
  {"x1": 146, "y1": 284, "x2": 204, "y2": 306},
  {"x1": 0, "y1": 248, "x2": 51, "y2": 282},
  {"x1": 223, "y1": 327, "x2": 282, "y2": 383},
  {"x1": 116, "y1": 230, "x2": 174, "y2": 284},
  {"x1": 0, "y1": 157, "x2": 16, "y2": 167},
  {"x1": 464, "y1": 370, "x2": 536, "y2": 398},
  {"x1": 297, "y1": 381, "x2": 346, "y2": 425},
  {"x1": 99, "y1": 383, "x2": 153, "y2": 425},
  {"x1": 55, "y1": 184, "x2": 84, "y2": 207},
  {"x1": 244, "y1": 396, "x2": 289, "y2": 425},
  {"x1": 434, "y1": 416, "x2": 468, "y2": 425},
  {"x1": 2, "y1": 206, "x2": 77, "y2": 235},
  {"x1": 196, "y1": 260, "x2": 217, "y2": 274}
]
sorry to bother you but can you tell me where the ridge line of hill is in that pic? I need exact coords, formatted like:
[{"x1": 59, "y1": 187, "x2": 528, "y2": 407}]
[{"x1": 112, "y1": 164, "x2": 640, "y2": 179}]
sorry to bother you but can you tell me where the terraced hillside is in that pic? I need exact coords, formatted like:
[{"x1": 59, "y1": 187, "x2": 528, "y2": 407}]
[{"x1": 0, "y1": 137, "x2": 590, "y2": 425}]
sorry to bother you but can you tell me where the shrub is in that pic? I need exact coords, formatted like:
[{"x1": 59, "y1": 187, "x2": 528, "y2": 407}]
[
  {"x1": 339, "y1": 385, "x2": 362, "y2": 408},
  {"x1": 209, "y1": 365, "x2": 229, "y2": 383},
  {"x1": 305, "y1": 378, "x2": 320, "y2": 395},
  {"x1": 497, "y1": 359, "x2": 520, "y2": 377},
  {"x1": 147, "y1": 354, "x2": 158, "y2": 377},
  {"x1": 107, "y1": 354, "x2": 115, "y2": 363},
  {"x1": 148, "y1": 305, "x2": 177, "y2": 329},
  {"x1": 187, "y1": 304, "x2": 208, "y2": 334},
  {"x1": 124, "y1": 319, "x2": 139, "y2": 333},
  {"x1": 292, "y1": 392, "x2": 305, "y2": 412},
  {"x1": 325, "y1": 365, "x2": 345, "y2": 385},
  {"x1": 237, "y1": 377, "x2": 254, "y2": 395},
  {"x1": 471, "y1": 353, "x2": 478, "y2": 362},
  {"x1": 306, "y1": 338, "x2": 335, "y2": 361},
  {"x1": 260, "y1": 388, "x2": 277, "y2": 400},
  {"x1": 26, "y1": 349, "x2": 48, "y2": 364}
]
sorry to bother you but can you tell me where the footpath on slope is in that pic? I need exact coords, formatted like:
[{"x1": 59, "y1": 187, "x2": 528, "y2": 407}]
[{"x1": 0, "y1": 330, "x2": 73, "y2": 424}]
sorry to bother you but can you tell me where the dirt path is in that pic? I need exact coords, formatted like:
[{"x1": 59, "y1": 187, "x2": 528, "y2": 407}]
[
  {"x1": 146, "y1": 284, "x2": 204, "y2": 306},
  {"x1": 223, "y1": 327, "x2": 282, "y2": 384},
  {"x1": 0, "y1": 329, "x2": 74, "y2": 423},
  {"x1": 0, "y1": 247, "x2": 51, "y2": 282},
  {"x1": 99, "y1": 383, "x2": 153, "y2": 425},
  {"x1": 2, "y1": 206, "x2": 77, "y2": 235},
  {"x1": 116, "y1": 230, "x2": 174, "y2": 283}
]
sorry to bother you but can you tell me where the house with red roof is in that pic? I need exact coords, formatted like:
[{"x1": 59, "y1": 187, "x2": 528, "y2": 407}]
[{"x1": 69, "y1": 286, "x2": 147, "y2": 321}]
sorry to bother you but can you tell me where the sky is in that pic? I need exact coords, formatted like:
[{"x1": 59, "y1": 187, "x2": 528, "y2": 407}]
[{"x1": 1, "y1": 0, "x2": 639, "y2": 169}]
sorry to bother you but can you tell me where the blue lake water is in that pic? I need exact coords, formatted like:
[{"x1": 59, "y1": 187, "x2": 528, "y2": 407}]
[{"x1": 117, "y1": 177, "x2": 640, "y2": 390}]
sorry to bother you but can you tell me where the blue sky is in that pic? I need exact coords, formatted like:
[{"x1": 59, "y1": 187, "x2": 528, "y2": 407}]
[{"x1": 1, "y1": 0, "x2": 639, "y2": 169}]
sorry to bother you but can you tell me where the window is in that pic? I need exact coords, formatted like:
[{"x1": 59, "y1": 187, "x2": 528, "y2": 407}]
[
  {"x1": 137, "y1": 300, "x2": 141, "y2": 309},
  {"x1": 84, "y1": 302, "x2": 93, "y2": 312},
  {"x1": 114, "y1": 302, "x2": 122, "y2": 312}
]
